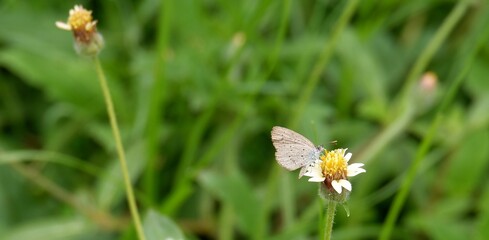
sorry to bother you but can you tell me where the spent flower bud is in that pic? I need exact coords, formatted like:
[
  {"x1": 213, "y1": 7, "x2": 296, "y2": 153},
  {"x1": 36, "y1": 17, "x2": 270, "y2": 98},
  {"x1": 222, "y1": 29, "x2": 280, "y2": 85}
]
[{"x1": 56, "y1": 5, "x2": 104, "y2": 56}]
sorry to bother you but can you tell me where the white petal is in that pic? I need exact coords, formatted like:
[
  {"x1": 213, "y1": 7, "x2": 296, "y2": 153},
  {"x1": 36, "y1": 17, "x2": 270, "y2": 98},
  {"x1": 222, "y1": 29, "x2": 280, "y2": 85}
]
[
  {"x1": 349, "y1": 163, "x2": 364, "y2": 168},
  {"x1": 347, "y1": 169, "x2": 366, "y2": 177},
  {"x1": 339, "y1": 179, "x2": 352, "y2": 192},
  {"x1": 55, "y1": 21, "x2": 72, "y2": 30},
  {"x1": 347, "y1": 164, "x2": 366, "y2": 177},
  {"x1": 303, "y1": 165, "x2": 322, "y2": 178},
  {"x1": 308, "y1": 177, "x2": 326, "y2": 182},
  {"x1": 331, "y1": 180, "x2": 342, "y2": 194},
  {"x1": 304, "y1": 166, "x2": 325, "y2": 182},
  {"x1": 344, "y1": 152, "x2": 352, "y2": 162}
]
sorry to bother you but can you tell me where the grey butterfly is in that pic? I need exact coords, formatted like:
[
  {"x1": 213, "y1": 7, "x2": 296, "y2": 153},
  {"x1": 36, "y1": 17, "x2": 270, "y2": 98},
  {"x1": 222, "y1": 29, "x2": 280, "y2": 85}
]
[{"x1": 271, "y1": 126, "x2": 323, "y2": 178}]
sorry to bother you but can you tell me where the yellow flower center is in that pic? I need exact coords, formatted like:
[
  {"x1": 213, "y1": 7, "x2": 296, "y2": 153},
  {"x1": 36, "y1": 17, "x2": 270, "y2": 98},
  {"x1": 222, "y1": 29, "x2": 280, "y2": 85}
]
[
  {"x1": 319, "y1": 149, "x2": 347, "y2": 181},
  {"x1": 62, "y1": 5, "x2": 98, "y2": 44},
  {"x1": 68, "y1": 6, "x2": 94, "y2": 31}
]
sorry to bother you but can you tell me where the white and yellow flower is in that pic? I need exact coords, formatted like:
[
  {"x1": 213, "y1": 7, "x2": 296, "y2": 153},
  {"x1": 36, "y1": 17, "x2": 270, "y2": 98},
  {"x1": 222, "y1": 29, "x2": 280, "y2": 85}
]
[{"x1": 303, "y1": 148, "x2": 365, "y2": 194}]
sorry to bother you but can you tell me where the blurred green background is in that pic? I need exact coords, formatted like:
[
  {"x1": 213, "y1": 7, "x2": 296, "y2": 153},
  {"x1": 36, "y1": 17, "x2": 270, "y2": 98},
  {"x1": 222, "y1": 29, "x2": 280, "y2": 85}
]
[{"x1": 1, "y1": 0, "x2": 489, "y2": 239}]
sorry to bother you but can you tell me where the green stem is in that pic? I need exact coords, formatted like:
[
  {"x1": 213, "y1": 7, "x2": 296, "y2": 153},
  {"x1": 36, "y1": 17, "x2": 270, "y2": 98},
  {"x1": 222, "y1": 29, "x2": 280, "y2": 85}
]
[
  {"x1": 94, "y1": 57, "x2": 146, "y2": 240},
  {"x1": 323, "y1": 200, "x2": 337, "y2": 240}
]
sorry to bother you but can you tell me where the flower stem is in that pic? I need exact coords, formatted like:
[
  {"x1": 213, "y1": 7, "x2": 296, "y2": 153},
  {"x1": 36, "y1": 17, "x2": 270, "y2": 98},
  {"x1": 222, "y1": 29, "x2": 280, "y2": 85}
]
[
  {"x1": 93, "y1": 57, "x2": 146, "y2": 240},
  {"x1": 323, "y1": 200, "x2": 337, "y2": 240}
]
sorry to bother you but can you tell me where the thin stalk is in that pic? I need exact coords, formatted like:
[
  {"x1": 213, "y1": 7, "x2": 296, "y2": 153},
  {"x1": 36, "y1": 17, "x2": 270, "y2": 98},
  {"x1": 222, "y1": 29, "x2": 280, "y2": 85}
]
[
  {"x1": 323, "y1": 200, "x2": 337, "y2": 240},
  {"x1": 94, "y1": 57, "x2": 146, "y2": 240}
]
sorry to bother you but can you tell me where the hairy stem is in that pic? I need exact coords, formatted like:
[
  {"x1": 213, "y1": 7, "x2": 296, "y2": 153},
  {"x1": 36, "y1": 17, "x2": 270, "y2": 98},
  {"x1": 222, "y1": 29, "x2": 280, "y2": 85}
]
[{"x1": 94, "y1": 57, "x2": 146, "y2": 240}]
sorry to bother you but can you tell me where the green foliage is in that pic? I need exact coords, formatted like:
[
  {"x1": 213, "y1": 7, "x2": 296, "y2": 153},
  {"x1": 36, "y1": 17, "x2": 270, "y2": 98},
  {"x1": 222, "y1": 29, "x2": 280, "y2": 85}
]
[
  {"x1": 143, "y1": 210, "x2": 184, "y2": 240},
  {"x1": 1, "y1": 0, "x2": 489, "y2": 239}
]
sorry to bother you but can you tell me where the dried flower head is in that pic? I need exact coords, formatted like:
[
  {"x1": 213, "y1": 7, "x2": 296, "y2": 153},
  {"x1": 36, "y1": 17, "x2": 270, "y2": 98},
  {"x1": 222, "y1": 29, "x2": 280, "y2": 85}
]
[{"x1": 56, "y1": 5, "x2": 104, "y2": 56}]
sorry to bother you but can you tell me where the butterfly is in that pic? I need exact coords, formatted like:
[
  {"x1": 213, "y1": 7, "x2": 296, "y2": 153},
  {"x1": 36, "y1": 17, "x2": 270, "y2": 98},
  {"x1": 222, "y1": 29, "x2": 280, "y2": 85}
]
[{"x1": 271, "y1": 126, "x2": 324, "y2": 178}]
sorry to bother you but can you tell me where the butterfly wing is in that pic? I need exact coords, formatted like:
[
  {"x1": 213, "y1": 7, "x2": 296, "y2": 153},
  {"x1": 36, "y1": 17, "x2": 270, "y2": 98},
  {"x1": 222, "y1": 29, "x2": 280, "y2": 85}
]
[{"x1": 271, "y1": 126, "x2": 318, "y2": 171}]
